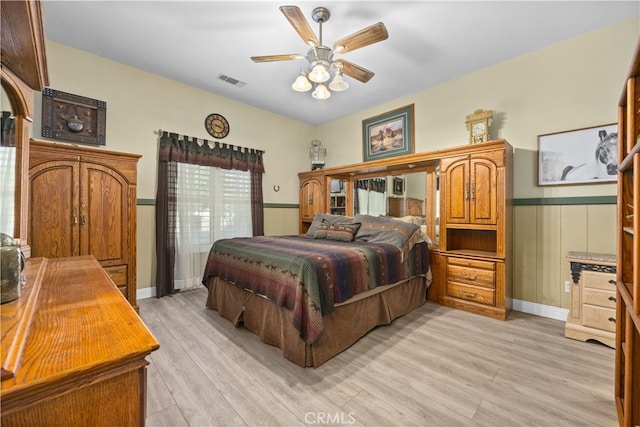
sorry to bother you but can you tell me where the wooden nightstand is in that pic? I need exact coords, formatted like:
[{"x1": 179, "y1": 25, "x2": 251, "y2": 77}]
[{"x1": 565, "y1": 251, "x2": 616, "y2": 348}]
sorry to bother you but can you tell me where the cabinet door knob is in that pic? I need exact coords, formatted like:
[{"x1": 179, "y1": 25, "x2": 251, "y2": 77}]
[
  {"x1": 608, "y1": 296, "x2": 617, "y2": 302},
  {"x1": 608, "y1": 317, "x2": 616, "y2": 323}
]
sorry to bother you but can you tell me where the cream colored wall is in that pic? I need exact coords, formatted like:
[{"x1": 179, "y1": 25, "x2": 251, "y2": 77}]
[
  {"x1": 35, "y1": 41, "x2": 314, "y2": 203},
  {"x1": 316, "y1": 19, "x2": 637, "y2": 200}
]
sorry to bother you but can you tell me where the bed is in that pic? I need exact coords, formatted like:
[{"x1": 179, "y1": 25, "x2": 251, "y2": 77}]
[{"x1": 202, "y1": 213, "x2": 432, "y2": 367}]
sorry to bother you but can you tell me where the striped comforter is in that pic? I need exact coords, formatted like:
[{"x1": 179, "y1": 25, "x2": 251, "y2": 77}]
[{"x1": 202, "y1": 235, "x2": 429, "y2": 345}]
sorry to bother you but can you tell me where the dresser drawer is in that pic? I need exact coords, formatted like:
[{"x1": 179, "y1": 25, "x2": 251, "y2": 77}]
[
  {"x1": 447, "y1": 264, "x2": 495, "y2": 288},
  {"x1": 103, "y1": 265, "x2": 128, "y2": 297},
  {"x1": 582, "y1": 305, "x2": 616, "y2": 332},
  {"x1": 447, "y1": 282, "x2": 495, "y2": 306},
  {"x1": 583, "y1": 288, "x2": 616, "y2": 309},
  {"x1": 582, "y1": 271, "x2": 616, "y2": 291},
  {"x1": 103, "y1": 265, "x2": 127, "y2": 286}
]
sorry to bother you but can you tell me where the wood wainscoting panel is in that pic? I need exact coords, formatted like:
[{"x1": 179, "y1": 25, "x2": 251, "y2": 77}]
[{"x1": 513, "y1": 203, "x2": 616, "y2": 311}]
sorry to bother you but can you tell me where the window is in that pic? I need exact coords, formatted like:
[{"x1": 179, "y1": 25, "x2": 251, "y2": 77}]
[{"x1": 176, "y1": 163, "x2": 251, "y2": 252}]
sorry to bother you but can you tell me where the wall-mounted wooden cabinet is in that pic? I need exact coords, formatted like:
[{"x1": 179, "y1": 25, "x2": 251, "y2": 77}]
[{"x1": 28, "y1": 141, "x2": 141, "y2": 309}]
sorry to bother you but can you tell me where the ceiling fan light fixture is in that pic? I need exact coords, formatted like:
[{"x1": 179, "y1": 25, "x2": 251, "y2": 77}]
[
  {"x1": 308, "y1": 63, "x2": 330, "y2": 83},
  {"x1": 312, "y1": 83, "x2": 331, "y2": 100},
  {"x1": 329, "y1": 71, "x2": 349, "y2": 92},
  {"x1": 292, "y1": 71, "x2": 312, "y2": 92}
]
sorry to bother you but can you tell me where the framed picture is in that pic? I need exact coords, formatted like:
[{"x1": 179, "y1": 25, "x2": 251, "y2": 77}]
[
  {"x1": 41, "y1": 88, "x2": 107, "y2": 146},
  {"x1": 363, "y1": 104, "x2": 414, "y2": 162},
  {"x1": 393, "y1": 177, "x2": 404, "y2": 195},
  {"x1": 537, "y1": 123, "x2": 618, "y2": 186}
]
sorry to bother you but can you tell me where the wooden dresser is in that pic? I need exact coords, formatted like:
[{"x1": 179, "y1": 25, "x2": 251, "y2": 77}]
[
  {"x1": 565, "y1": 252, "x2": 617, "y2": 348},
  {"x1": 28, "y1": 140, "x2": 141, "y2": 310},
  {"x1": 1, "y1": 256, "x2": 159, "y2": 426}
]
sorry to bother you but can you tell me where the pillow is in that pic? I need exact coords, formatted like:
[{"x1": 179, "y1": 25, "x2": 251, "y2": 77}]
[
  {"x1": 353, "y1": 214, "x2": 419, "y2": 250},
  {"x1": 314, "y1": 221, "x2": 361, "y2": 242},
  {"x1": 306, "y1": 213, "x2": 353, "y2": 236}
]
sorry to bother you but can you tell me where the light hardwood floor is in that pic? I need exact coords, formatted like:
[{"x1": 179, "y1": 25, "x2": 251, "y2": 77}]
[{"x1": 140, "y1": 288, "x2": 617, "y2": 427}]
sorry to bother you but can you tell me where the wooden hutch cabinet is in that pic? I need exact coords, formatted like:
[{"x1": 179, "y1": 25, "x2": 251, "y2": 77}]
[
  {"x1": 28, "y1": 140, "x2": 141, "y2": 309},
  {"x1": 615, "y1": 39, "x2": 640, "y2": 427},
  {"x1": 439, "y1": 141, "x2": 512, "y2": 320},
  {"x1": 296, "y1": 140, "x2": 512, "y2": 322}
]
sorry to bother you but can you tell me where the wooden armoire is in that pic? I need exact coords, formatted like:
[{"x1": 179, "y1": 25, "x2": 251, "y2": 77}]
[{"x1": 28, "y1": 140, "x2": 141, "y2": 309}]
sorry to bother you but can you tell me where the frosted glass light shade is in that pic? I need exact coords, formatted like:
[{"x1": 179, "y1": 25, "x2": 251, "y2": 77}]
[
  {"x1": 329, "y1": 72, "x2": 349, "y2": 91},
  {"x1": 292, "y1": 73, "x2": 312, "y2": 92},
  {"x1": 308, "y1": 63, "x2": 330, "y2": 83},
  {"x1": 312, "y1": 83, "x2": 331, "y2": 100}
]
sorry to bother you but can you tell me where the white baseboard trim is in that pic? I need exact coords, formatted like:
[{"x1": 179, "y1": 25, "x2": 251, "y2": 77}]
[
  {"x1": 137, "y1": 287, "x2": 156, "y2": 300},
  {"x1": 513, "y1": 299, "x2": 568, "y2": 322}
]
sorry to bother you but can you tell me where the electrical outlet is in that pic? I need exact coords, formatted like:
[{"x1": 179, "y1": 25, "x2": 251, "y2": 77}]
[{"x1": 564, "y1": 280, "x2": 571, "y2": 293}]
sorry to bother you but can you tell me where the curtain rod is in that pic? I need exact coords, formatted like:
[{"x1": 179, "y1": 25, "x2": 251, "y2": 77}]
[{"x1": 156, "y1": 129, "x2": 265, "y2": 154}]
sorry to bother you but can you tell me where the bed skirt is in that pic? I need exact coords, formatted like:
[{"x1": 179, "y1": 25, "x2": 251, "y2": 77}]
[{"x1": 204, "y1": 275, "x2": 429, "y2": 367}]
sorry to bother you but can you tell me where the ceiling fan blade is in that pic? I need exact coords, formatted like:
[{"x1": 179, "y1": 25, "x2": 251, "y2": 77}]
[
  {"x1": 251, "y1": 54, "x2": 304, "y2": 63},
  {"x1": 279, "y1": 5, "x2": 319, "y2": 46},
  {"x1": 334, "y1": 59, "x2": 374, "y2": 83},
  {"x1": 333, "y1": 22, "x2": 388, "y2": 54}
]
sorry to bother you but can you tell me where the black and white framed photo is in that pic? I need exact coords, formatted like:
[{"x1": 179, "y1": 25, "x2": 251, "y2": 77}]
[{"x1": 537, "y1": 123, "x2": 618, "y2": 186}]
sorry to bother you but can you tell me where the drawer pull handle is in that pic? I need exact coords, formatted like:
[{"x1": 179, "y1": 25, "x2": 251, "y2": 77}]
[
  {"x1": 608, "y1": 317, "x2": 616, "y2": 323},
  {"x1": 608, "y1": 279, "x2": 616, "y2": 285},
  {"x1": 462, "y1": 272, "x2": 477, "y2": 280},
  {"x1": 608, "y1": 296, "x2": 617, "y2": 302},
  {"x1": 462, "y1": 290, "x2": 477, "y2": 298}
]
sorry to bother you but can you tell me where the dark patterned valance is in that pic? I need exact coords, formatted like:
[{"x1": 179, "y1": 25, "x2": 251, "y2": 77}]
[{"x1": 158, "y1": 131, "x2": 265, "y2": 173}]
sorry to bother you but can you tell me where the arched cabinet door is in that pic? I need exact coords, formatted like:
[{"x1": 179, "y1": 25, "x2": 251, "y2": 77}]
[{"x1": 29, "y1": 160, "x2": 80, "y2": 258}]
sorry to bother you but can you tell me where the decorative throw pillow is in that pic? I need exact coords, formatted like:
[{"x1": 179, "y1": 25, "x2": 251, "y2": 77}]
[
  {"x1": 326, "y1": 222, "x2": 361, "y2": 242},
  {"x1": 353, "y1": 214, "x2": 419, "y2": 250},
  {"x1": 314, "y1": 221, "x2": 361, "y2": 242},
  {"x1": 306, "y1": 213, "x2": 353, "y2": 236}
]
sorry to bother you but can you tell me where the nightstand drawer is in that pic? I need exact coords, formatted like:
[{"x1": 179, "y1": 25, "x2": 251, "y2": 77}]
[
  {"x1": 582, "y1": 271, "x2": 616, "y2": 291},
  {"x1": 583, "y1": 288, "x2": 616, "y2": 309},
  {"x1": 447, "y1": 264, "x2": 495, "y2": 288},
  {"x1": 447, "y1": 257, "x2": 495, "y2": 271},
  {"x1": 447, "y1": 282, "x2": 495, "y2": 306},
  {"x1": 582, "y1": 305, "x2": 616, "y2": 332}
]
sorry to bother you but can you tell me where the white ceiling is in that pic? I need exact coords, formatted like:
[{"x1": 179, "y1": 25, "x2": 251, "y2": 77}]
[{"x1": 42, "y1": 1, "x2": 639, "y2": 126}]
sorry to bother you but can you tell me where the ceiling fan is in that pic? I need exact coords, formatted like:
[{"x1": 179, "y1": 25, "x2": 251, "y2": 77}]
[{"x1": 250, "y1": 5, "x2": 389, "y2": 99}]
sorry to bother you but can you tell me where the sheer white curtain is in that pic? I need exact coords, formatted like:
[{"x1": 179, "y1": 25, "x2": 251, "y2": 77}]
[
  {"x1": 0, "y1": 146, "x2": 15, "y2": 235},
  {"x1": 356, "y1": 187, "x2": 386, "y2": 216},
  {"x1": 174, "y1": 163, "x2": 251, "y2": 291}
]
